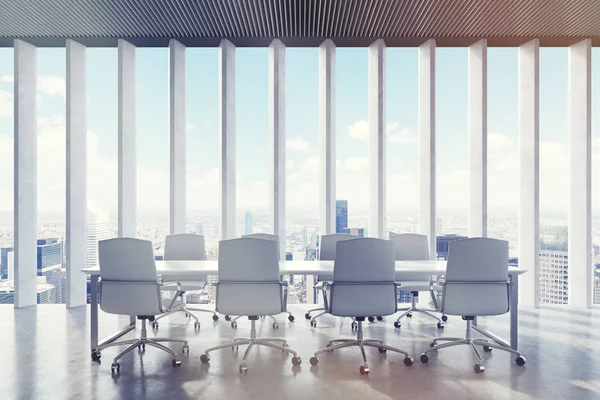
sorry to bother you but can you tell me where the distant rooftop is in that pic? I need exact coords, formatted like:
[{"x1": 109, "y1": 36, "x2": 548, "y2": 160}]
[{"x1": 1, "y1": 0, "x2": 600, "y2": 47}]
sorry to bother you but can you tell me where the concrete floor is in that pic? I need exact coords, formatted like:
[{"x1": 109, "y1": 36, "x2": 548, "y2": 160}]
[{"x1": 0, "y1": 304, "x2": 599, "y2": 400}]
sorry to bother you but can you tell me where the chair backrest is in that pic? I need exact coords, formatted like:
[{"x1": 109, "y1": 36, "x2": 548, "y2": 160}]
[
  {"x1": 319, "y1": 233, "x2": 356, "y2": 261},
  {"x1": 389, "y1": 233, "x2": 430, "y2": 260},
  {"x1": 442, "y1": 237, "x2": 510, "y2": 316},
  {"x1": 333, "y1": 238, "x2": 395, "y2": 282},
  {"x1": 216, "y1": 237, "x2": 283, "y2": 316},
  {"x1": 98, "y1": 238, "x2": 158, "y2": 282},
  {"x1": 242, "y1": 233, "x2": 280, "y2": 259},
  {"x1": 98, "y1": 238, "x2": 162, "y2": 315},
  {"x1": 329, "y1": 237, "x2": 397, "y2": 317},
  {"x1": 164, "y1": 234, "x2": 206, "y2": 260},
  {"x1": 446, "y1": 238, "x2": 508, "y2": 281},
  {"x1": 218, "y1": 237, "x2": 280, "y2": 282}
]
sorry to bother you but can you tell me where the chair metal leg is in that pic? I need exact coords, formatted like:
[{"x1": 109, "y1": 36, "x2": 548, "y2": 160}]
[
  {"x1": 420, "y1": 320, "x2": 526, "y2": 373},
  {"x1": 200, "y1": 319, "x2": 301, "y2": 371},
  {"x1": 308, "y1": 307, "x2": 325, "y2": 314},
  {"x1": 97, "y1": 338, "x2": 139, "y2": 352},
  {"x1": 310, "y1": 320, "x2": 414, "y2": 374},
  {"x1": 145, "y1": 340, "x2": 178, "y2": 358},
  {"x1": 151, "y1": 337, "x2": 188, "y2": 345},
  {"x1": 113, "y1": 340, "x2": 143, "y2": 364},
  {"x1": 432, "y1": 337, "x2": 464, "y2": 344}
]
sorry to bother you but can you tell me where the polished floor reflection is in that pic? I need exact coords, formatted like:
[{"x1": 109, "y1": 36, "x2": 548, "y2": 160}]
[{"x1": 0, "y1": 304, "x2": 598, "y2": 400}]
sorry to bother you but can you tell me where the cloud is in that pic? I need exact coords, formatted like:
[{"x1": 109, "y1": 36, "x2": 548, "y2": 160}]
[
  {"x1": 37, "y1": 75, "x2": 66, "y2": 100},
  {"x1": 488, "y1": 132, "x2": 514, "y2": 152},
  {"x1": 348, "y1": 119, "x2": 417, "y2": 144},
  {"x1": 286, "y1": 136, "x2": 311, "y2": 151},
  {"x1": 0, "y1": 75, "x2": 13, "y2": 83},
  {"x1": 186, "y1": 122, "x2": 196, "y2": 131}
]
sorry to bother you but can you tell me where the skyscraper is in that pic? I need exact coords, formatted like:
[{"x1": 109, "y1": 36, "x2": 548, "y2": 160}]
[
  {"x1": 539, "y1": 225, "x2": 569, "y2": 304},
  {"x1": 195, "y1": 222, "x2": 204, "y2": 235},
  {"x1": 37, "y1": 238, "x2": 63, "y2": 276},
  {"x1": 86, "y1": 202, "x2": 112, "y2": 268},
  {"x1": 335, "y1": 200, "x2": 348, "y2": 234},
  {"x1": 302, "y1": 227, "x2": 309, "y2": 249},
  {"x1": 245, "y1": 211, "x2": 253, "y2": 235}
]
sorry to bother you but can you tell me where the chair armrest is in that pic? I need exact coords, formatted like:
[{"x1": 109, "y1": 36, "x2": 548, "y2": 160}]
[{"x1": 159, "y1": 281, "x2": 183, "y2": 311}]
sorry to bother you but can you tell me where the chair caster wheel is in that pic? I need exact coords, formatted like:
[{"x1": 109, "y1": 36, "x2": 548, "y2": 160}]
[
  {"x1": 441, "y1": 315, "x2": 448, "y2": 322},
  {"x1": 403, "y1": 357, "x2": 414, "y2": 366},
  {"x1": 376, "y1": 316, "x2": 383, "y2": 321},
  {"x1": 231, "y1": 322, "x2": 237, "y2": 329},
  {"x1": 393, "y1": 321, "x2": 401, "y2": 329},
  {"x1": 474, "y1": 364, "x2": 485, "y2": 373},
  {"x1": 305, "y1": 313, "x2": 311, "y2": 320},
  {"x1": 407, "y1": 313, "x2": 413, "y2": 318},
  {"x1": 137, "y1": 344, "x2": 145, "y2": 350},
  {"x1": 200, "y1": 354, "x2": 210, "y2": 363},
  {"x1": 437, "y1": 322, "x2": 444, "y2": 329},
  {"x1": 111, "y1": 362, "x2": 120, "y2": 373},
  {"x1": 225, "y1": 315, "x2": 231, "y2": 321},
  {"x1": 288, "y1": 315, "x2": 295, "y2": 322},
  {"x1": 194, "y1": 322, "x2": 201, "y2": 330},
  {"x1": 212, "y1": 314, "x2": 219, "y2": 321},
  {"x1": 483, "y1": 345, "x2": 492, "y2": 353},
  {"x1": 359, "y1": 365, "x2": 370, "y2": 375},
  {"x1": 182, "y1": 344, "x2": 189, "y2": 354},
  {"x1": 420, "y1": 354, "x2": 429, "y2": 363},
  {"x1": 172, "y1": 359, "x2": 181, "y2": 368},
  {"x1": 351, "y1": 322, "x2": 358, "y2": 331},
  {"x1": 239, "y1": 363, "x2": 248, "y2": 373},
  {"x1": 515, "y1": 356, "x2": 526, "y2": 366},
  {"x1": 430, "y1": 342, "x2": 436, "y2": 348},
  {"x1": 91, "y1": 350, "x2": 101, "y2": 361},
  {"x1": 310, "y1": 320, "x2": 317, "y2": 328},
  {"x1": 310, "y1": 356, "x2": 319, "y2": 366},
  {"x1": 291, "y1": 356, "x2": 302, "y2": 366},
  {"x1": 368, "y1": 316, "x2": 375, "y2": 323},
  {"x1": 152, "y1": 322, "x2": 159, "y2": 329},
  {"x1": 378, "y1": 347, "x2": 387, "y2": 353},
  {"x1": 272, "y1": 322, "x2": 279, "y2": 329}
]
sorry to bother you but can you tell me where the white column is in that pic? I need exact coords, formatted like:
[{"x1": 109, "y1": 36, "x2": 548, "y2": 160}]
[
  {"x1": 518, "y1": 39, "x2": 540, "y2": 308},
  {"x1": 169, "y1": 40, "x2": 186, "y2": 235},
  {"x1": 368, "y1": 39, "x2": 386, "y2": 239},
  {"x1": 118, "y1": 39, "x2": 136, "y2": 238},
  {"x1": 65, "y1": 39, "x2": 87, "y2": 308},
  {"x1": 418, "y1": 39, "x2": 436, "y2": 259},
  {"x1": 319, "y1": 39, "x2": 336, "y2": 235},
  {"x1": 13, "y1": 39, "x2": 37, "y2": 308},
  {"x1": 219, "y1": 39, "x2": 236, "y2": 240},
  {"x1": 269, "y1": 39, "x2": 286, "y2": 259},
  {"x1": 468, "y1": 39, "x2": 488, "y2": 238},
  {"x1": 568, "y1": 39, "x2": 592, "y2": 308}
]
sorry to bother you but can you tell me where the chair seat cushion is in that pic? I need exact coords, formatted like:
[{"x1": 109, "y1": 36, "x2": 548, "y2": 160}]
[{"x1": 216, "y1": 282, "x2": 283, "y2": 316}]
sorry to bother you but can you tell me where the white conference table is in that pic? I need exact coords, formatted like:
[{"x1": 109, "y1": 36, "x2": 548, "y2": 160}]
[{"x1": 82, "y1": 260, "x2": 526, "y2": 359}]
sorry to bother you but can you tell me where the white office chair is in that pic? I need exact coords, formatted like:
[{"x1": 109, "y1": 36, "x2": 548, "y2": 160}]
[
  {"x1": 305, "y1": 233, "x2": 358, "y2": 328},
  {"x1": 419, "y1": 238, "x2": 526, "y2": 373},
  {"x1": 390, "y1": 233, "x2": 445, "y2": 329},
  {"x1": 200, "y1": 237, "x2": 301, "y2": 372},
  {"x1": 225, "y1": 233, "x2": 294, "y2": 325},
  {"x1": 96, "y1": 238, "x2": 189, "y2": 374},
  {"x1": 309, "y1": 238, "x2": 414, "y2": 375},
  {"x1": 153, "y1": 234, "x2": 218, "y2": 330}
]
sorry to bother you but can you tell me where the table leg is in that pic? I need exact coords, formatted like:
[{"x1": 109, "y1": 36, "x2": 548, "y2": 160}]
[
  {"x1": 510, "y1": 274, "x2": 519, "y2": 350},
  {"x1": 471, "y1": 274, "x2": 519, "y2": 351},
  {"x1": 90, "y1": 275, "x2": 98, "y2": 351}
]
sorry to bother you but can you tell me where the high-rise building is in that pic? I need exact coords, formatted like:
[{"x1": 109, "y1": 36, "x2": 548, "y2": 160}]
[
  {"x1": 245, "y1": 211, "x2": 253, "y2": 235},
  {"x1": 195, "y1": 222, "x2": 204, "y2": 235},
  {"x1": 302, "y1": 227, "x2": 309, "y2": 249},
  {"x1": 6, "y1": 250, "x2": 14, "y2": 281},
  {"x1": 0, "y1": 247, "x2": 13, "y2": 280},
  {"x1": 336, "y1": 200, "x2": 348, "y2": 234},
  {"x1": 539, "y1": 225, "x2": 569, "y2": 304},
  {"x1": 436, "y1": 234, "x2": 468, "y2": 260},
  {"x1": 37, "y1": 238, "x2": 63, "y2": 276},
  {"x1": 86, "y1": 202, "x2": 112, "y2": 268},
  {"x1": 594, "y1": 266, "x2": 600, "y2": 304},
  {"x1": 0, "y1": 277, "x2": 57, "y2": 304}
]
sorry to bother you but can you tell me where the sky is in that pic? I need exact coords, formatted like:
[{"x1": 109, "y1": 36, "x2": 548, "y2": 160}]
[{"x1": 0, "y1": 45, "x2": 599, "y2": 225}]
